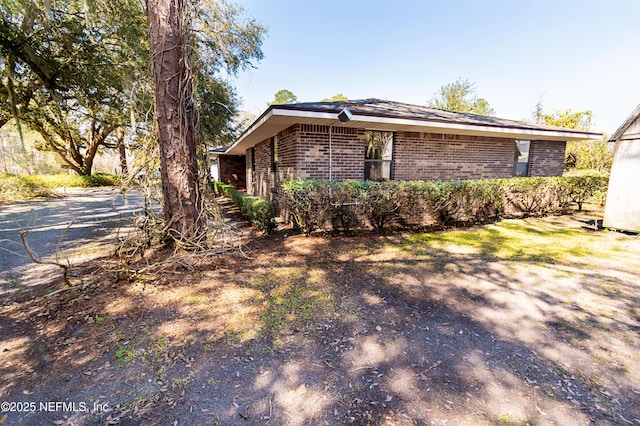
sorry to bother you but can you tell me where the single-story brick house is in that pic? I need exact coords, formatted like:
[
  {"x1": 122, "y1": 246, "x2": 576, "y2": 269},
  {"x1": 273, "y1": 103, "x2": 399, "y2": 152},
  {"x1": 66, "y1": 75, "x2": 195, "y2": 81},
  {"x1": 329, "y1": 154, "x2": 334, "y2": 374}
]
[
  {"x1": 221, "y1": 99, "x2": 600, "y2": 200},
  {"x1": 604, "y1": 103, "x2": 640, "y2": 233}
]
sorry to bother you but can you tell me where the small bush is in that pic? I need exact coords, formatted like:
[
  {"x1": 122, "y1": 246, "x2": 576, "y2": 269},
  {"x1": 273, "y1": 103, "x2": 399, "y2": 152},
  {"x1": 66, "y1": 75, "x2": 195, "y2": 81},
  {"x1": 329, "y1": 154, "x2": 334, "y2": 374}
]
[
  {"x1": 503, "y1": 178, "x2": 560, "y2": 217},
  {"x1": 361, "y1": 180, "x2": 414, "y2": 230},
  {"x1": 213, "y1": 181, "x2": 277, "y2": 233},
  {"x1": 330, "y1": 180, "x2": 364, "y2": 231},
  {"x1": 420, "y1": 179, "x2": 503, "y2": 225},
  {"x1": 563, "y1": 174, "x2": 608, "y2": 211},
  {"x1": 281, "y1": 179, "x2": 333, "y2": 235}
]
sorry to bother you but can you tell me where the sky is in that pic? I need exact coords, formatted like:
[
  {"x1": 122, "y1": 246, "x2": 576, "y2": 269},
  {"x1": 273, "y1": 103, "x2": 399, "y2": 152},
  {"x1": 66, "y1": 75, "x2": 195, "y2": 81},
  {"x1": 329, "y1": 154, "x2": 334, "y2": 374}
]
[{"x1": 229, "y1": 0, "x2": 640, "y2": 136}]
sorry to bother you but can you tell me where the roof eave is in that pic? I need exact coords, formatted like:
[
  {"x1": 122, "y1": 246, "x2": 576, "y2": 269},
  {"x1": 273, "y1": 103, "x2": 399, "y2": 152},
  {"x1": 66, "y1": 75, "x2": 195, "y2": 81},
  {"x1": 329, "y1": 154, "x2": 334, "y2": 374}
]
[
  {"x1": 609, "y1": 104, "x2": 640, "y2": 143},
  {"x1": 225, "y1": 108, "x2": 602, "y2": 155}
]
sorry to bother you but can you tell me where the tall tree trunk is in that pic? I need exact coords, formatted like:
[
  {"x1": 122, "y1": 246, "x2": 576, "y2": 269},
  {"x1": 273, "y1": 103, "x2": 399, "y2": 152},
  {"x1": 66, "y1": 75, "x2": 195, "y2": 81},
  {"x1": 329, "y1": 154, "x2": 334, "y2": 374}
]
[
  {"x1": 146, "y1": 0, "x2": 202, "y2": 243},
  {"x1": 116, "y1": 127, "x2": 128, "y2": 175}
]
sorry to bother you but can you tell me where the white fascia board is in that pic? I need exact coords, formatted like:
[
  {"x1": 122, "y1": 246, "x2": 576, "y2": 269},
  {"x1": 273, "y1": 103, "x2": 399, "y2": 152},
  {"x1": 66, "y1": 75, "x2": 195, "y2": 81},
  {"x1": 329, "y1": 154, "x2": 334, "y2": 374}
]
[
  {"x1": 351, "y1": 114, "x2": 601, "y2": 141},
  {"x1": 226, "y1": 109, "x2": 275, "y2": 155},
  {"x1": 276, "y1": 109, "x2": 600, "y2": 140},
  {"x1": 271, "y1": 108, "x2": 339, "y2": 120}
]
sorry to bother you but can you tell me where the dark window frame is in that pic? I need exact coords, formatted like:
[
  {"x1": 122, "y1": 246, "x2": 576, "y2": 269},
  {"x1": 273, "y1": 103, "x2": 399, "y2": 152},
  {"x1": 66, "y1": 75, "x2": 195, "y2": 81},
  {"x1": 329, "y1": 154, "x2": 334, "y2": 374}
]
[
  {"x1": 270, "y1": 136, "x2": 278, "y2": 183},
  {"x1": 513, "y1": 140, "x2": 531, "y2": 177},
  {"x1": 364, "y1": 130, "x2": 394, "y2": 181},
  {"x1": 250, "y1": 147, "x2": 256, "y2": 175}
]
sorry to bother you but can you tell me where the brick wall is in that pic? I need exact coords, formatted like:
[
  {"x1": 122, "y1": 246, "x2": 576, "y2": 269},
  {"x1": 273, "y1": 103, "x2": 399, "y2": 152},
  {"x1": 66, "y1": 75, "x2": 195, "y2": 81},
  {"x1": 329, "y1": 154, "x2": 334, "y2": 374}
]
[
  {"x1": 218, "y1": 155, "x2": 246, "y2": 190},
  {"x1": 245, "y1": 128, "x2": 567, "y2": 200},
  {"x1": 528, "y1": 140, "x2": 566, "y2": 176},
  {"x1": 297, "y1": 124, "x2": 365, "y2": 180},
  {"x1": 276, "y1": 125, "x2": 299, "y2": 185},
  {"x1": 246, "y1": 138, "x2": 274, "y2": 199},
  {"x1": 393, "y1": 132, "x2": 516, "y2": 180}
]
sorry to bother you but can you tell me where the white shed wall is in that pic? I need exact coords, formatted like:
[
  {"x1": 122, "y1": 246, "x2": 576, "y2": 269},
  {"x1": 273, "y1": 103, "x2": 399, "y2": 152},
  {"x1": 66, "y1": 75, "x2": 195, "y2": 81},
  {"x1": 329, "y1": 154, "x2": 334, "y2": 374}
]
[{"x1": 603, "y1": 137, "x2": 640, "y2": 232}]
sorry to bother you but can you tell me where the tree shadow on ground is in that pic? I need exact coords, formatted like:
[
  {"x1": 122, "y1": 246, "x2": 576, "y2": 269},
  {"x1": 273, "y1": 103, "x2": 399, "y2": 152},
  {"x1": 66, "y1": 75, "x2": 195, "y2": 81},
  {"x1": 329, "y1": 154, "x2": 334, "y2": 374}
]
[{"x1": 1, "y1": 215, "x2": 639, "y2": 425}]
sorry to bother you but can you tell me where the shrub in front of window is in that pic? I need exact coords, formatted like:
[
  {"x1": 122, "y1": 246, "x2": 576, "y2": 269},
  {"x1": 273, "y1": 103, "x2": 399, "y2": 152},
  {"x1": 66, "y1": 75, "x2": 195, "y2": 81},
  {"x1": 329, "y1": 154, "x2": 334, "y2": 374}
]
[
  {"x1": 280, "y1": 179, "x2": 333, "y2": 235},
  {"x1": 330, "y1": 180, "x2": 365, "y2": 232},
  {"x1": 276, "y1": 176, "x2": 607, "y2": 233},
  {"x1": 360, "y1": 180, "x2": 414, "y2": 231},
  {"x1": 503, "y1": 177, "x2": 568, "y2": 217}
]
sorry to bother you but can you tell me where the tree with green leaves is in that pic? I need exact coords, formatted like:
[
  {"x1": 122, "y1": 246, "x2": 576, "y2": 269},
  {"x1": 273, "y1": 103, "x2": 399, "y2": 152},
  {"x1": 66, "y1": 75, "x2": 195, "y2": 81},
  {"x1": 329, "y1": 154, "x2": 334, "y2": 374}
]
[
  {"x1": 0, "y1": 0, "x2": 150, "y2": 175},
  {"x1": 532, "y1": 102, "x2": 610, "y2": 172},
  {"x1": 1, "y1": 0, "x2": 263, "y2": 177},
  {"x1": 268, "y1": 89, "x2": 297, "y2": 106},
  {"x1": 428, "y1": 78, "x2": 495, "y2": 116},
  {"x1": 536, "y1": 105, "x2": 593, "y2": 131},
  {"x1": 321, "y1": 94, "x2": 348, "y2": 102}
]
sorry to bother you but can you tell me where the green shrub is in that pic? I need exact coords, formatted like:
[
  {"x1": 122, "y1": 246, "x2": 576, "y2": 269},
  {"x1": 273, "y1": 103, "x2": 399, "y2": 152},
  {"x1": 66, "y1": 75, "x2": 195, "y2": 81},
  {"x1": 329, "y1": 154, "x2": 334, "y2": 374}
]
[
  {"x1": 503, "y1": 177, "x2": 558, "y2": 217},
  {"x1": 563, "y1": 175, "x2": 608, "y2": 211},
  {"x1": 501, "y1": 176, "x2": 607, "y2": 217},
  {"x1": 0, "y1": 174, "x2": 53, "y2": 201},
  {"x1": 281, "y1": 179, "x2": 334, "y2": 235},
  {"x1": 419, "y1": 179, "x2": 504, "y2": 225},
  {"x1": 330, "y1": 180, "x2": 364, "y2": 231},
  {"x1": 277, "y1": 175, "x2": 608, "y2": 233},
  {"x1": 21, "y1": 173, "x2": 119, "y2": 188},
  {"x1": 212, "y1": 181, "x2": 277, "y2": 233},
  {"x1": 360, "y1": 180, "x2": 415, "y2": 230}
]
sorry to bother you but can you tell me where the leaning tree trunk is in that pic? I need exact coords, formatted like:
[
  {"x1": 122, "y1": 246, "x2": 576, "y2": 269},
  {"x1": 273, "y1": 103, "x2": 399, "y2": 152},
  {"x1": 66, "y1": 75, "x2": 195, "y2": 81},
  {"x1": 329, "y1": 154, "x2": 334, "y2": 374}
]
[{"x1": 146, "y1": 0, "x2": 202, "y2": 243}]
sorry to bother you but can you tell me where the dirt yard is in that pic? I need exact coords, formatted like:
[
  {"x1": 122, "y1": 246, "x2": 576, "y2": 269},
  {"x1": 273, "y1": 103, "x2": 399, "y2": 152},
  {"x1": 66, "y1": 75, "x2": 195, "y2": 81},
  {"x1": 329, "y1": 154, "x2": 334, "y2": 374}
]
[{"x1": 1, "y1": 210, "x2": 639, "y2": 425}]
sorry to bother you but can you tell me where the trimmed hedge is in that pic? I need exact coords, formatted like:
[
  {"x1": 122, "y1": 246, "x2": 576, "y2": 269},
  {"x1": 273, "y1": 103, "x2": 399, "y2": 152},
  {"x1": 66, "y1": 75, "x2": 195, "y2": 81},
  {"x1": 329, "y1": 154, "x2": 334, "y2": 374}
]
[
  {"x1": 212, "y1": 181, "x2": 277, "y2": 233},
  {"x1": 280, "y1": 176, "x2": 608, "y2": 233}
]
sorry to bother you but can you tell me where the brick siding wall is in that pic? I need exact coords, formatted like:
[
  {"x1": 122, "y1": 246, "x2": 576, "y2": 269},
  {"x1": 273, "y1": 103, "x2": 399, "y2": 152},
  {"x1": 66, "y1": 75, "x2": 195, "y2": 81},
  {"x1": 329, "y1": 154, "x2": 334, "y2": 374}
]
[
  {"x1": 246, "y1": 138, "x2": 274, "y2": 199},
  {"x1": 218, "y1": 155, "x2": 246, "y2": 190},
  {"x1": 528, "y1": 140, "x2": 566, "y2": 176},
  {"x1": 297, "y1": 124, "x2": 365, "y2": 180},
  {"x1": 393, "y1": 132, "x2": 517, "y2": 180},
  {"x1": 245, "y1": 127, "x2": 567, "y2": 200},
  {"x1": 275, "y1": 125, "x2": 299, "y2": 185}
]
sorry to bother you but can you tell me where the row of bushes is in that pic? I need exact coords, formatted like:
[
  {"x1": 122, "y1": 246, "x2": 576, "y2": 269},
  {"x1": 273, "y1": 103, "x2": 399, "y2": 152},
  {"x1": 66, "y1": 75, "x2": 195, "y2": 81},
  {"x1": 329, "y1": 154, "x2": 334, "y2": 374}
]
[
  {"x1": 212, "y1": 181, "x2": 277, "y2": 233},
  {"x1": 0, "y1": 173, "x2": 119, "y2": 202},
  {"x1": 280, "y1": 176, "x2": 608, "y2": 234}
]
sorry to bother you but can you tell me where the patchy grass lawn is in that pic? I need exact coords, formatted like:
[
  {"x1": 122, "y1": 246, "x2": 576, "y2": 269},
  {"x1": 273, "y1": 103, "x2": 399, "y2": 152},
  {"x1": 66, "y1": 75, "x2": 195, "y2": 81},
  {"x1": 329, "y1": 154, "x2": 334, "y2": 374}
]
[{"x1": 1, "y1": 213, "x2": 639, "y2": 425}]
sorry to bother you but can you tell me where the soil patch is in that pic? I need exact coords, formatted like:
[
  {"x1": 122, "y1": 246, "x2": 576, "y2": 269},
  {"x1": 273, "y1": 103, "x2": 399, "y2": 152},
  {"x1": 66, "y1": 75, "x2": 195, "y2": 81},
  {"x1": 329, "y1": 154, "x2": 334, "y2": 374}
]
[{"x1": 1, "y1": 211, "x2": 639, "y2": 425}]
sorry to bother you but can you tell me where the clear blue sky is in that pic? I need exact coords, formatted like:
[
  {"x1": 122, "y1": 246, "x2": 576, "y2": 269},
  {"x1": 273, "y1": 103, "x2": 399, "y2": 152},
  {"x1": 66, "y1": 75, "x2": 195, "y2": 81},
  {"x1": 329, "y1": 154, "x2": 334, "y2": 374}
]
[{"x1": 231, "y1": 0, "x2": 640, "y2": 135}]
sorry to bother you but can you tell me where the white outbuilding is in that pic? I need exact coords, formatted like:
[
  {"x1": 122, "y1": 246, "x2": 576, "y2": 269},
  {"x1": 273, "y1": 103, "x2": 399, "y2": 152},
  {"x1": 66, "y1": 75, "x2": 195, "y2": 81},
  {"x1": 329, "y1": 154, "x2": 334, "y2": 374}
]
[{"x1": 604, "y1": 104, "x2": 640, "y2": 233}]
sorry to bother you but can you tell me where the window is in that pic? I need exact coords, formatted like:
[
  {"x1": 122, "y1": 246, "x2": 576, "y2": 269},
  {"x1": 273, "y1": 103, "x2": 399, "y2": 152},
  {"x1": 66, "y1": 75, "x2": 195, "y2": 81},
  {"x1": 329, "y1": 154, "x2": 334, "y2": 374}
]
[
  {"x1": 270, "y1": 136, "x2": 278, "y2": 182},
  {"x1": 250, "y1": 147, "x2": 256, "y2": 175},
  {"x1": 364, "y1": 131, "x2": 393, "y2": 180},
  {"x1": 514, "y1": 140, "x2": 530, "y2": 176}
]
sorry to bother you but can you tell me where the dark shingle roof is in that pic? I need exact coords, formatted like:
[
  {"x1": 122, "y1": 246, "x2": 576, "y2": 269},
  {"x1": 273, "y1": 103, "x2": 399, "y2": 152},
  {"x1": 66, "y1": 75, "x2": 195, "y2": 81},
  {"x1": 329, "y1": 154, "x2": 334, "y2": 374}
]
[
  {"x1": 274, "y1": 98, "x2": 596, "y2": 135},
  {"x1": 224, "y1": 98, "x2": 602, "y2": 155}
]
